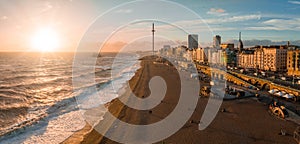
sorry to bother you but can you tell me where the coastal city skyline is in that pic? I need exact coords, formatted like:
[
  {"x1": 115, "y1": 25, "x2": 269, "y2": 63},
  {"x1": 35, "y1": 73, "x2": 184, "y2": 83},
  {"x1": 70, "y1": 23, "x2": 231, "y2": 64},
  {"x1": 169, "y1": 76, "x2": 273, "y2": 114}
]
[{"x1": 0, "y1": 0, "x2": 300, "y2": 52}]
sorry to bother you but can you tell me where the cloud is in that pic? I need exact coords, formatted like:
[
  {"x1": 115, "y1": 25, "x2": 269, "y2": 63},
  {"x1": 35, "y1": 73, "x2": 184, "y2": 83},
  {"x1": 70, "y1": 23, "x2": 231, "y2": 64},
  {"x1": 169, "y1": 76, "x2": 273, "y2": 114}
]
[
  {"x1": 207, "y1": 8, "x2": 228, "y2": 16},
  {"x1": 211, "y1": 27, "x2": 236, "y2": 31},
  {"x1": 223, "y1": 14, "x2": 261, "y2": 22},
  {"x1": 246, "y1": 26, "x2": 282, "y2": 31},
  {"x1": 41, "y1": 2, "x2": 53, "y2": 13},
  {"x1": 114, "y1": 9, "x2": 132, "y2": 14},
  {"x1": 173, "y1": 14, "x2": 261, "y2": 27},
  {"x1": 147, "y1": 14, "x2": 262, "y2": 33},
  {"x1": 288, "y1": 1, "x2": 300, "y2": 5},
  {"x1": 208, "y1": 14, "x2": 260, "y2": 23},
  {"x1": 1, "y1": 16, "x2": 8, "y2": 20},
  {"x1": 252, "y1": 18, "x2": 300, "y2": 30}
]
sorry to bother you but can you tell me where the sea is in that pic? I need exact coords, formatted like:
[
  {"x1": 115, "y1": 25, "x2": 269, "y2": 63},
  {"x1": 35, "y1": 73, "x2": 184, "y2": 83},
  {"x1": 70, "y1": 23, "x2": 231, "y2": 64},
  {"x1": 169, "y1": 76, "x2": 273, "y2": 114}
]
[{"x1": 0, "y1": 52, "x2": 140, "y2": 144}]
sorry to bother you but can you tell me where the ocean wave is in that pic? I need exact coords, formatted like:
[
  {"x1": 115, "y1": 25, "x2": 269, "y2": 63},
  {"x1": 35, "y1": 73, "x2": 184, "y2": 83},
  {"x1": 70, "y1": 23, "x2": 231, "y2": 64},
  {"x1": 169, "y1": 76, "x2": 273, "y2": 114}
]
[
  {"x1": 0, "y1": 95, "x2": 78, "y2": 140},
  {"x1": 0, "y1": 52, "x2": 141, "y2": 143}
]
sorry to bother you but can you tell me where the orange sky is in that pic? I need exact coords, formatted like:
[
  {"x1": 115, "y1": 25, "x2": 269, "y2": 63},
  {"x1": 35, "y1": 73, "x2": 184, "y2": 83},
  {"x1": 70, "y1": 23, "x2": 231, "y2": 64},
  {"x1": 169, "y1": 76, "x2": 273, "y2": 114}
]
[{"x1": 1, "y1": 0, "x2": 300, "y2": 52}]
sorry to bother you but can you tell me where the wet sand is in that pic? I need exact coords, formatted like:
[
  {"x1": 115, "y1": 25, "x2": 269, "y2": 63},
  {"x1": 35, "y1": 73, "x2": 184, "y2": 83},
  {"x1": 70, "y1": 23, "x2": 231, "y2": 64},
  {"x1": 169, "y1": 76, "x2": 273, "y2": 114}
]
[{"x1": 63, "y1": 56, "x2": 299, "y2": 144}]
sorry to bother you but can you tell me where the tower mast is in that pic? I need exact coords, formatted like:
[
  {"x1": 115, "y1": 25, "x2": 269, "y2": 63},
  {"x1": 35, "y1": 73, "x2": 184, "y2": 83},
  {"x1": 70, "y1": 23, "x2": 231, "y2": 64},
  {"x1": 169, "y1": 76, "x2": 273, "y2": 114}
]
[
  {"x1": 238, "y1": 32, "x2": 243, "y2": 52},
  {"x1": 152, "y1": 23, "x2": 155, "y2": 55}
]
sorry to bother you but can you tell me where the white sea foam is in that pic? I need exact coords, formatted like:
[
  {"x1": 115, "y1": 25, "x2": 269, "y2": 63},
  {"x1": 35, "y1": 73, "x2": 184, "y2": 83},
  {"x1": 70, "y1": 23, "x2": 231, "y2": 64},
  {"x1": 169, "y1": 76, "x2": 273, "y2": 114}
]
[
  {"x1": 0, "y1": 53, "x2": 141, "y2": 144},
  {"x1": 0, "y1": 111, "x2": 85, "y2": 144}
]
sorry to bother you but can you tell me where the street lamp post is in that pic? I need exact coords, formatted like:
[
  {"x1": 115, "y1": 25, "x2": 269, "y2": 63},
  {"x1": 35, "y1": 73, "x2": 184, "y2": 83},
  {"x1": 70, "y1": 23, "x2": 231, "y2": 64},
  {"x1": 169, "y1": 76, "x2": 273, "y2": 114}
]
[
  {"x1": 292, "y1": 66, "x2": 295, "y2": 85},
  {"x1": 293, "y1": 74, "x2": 295, "y2": 85}
]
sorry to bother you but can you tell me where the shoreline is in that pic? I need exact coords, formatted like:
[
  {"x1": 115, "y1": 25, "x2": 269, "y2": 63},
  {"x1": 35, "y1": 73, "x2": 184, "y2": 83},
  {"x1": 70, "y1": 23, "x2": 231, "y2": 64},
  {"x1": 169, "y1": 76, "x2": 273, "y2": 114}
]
[
  {"x1": 62, "y1": 57, "x2": 145, "y2": 144},
  {"x1": 63, "y1": 57, "x2": 300, "y2": 144}
]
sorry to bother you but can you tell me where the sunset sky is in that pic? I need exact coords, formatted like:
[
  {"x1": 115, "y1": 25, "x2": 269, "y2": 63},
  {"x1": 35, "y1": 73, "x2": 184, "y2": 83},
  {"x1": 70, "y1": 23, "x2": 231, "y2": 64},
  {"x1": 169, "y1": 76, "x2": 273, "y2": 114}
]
[{"x1": 0, "y1": 0, "x2": 300, "y2": 52}]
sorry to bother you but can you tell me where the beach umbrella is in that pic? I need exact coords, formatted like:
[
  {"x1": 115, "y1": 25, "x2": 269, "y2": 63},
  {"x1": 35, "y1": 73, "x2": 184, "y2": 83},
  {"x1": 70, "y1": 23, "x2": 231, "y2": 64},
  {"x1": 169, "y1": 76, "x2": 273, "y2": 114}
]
[
  {"x1": 283, "y1": 94, "x2": 294, "y2": 99},
  {"x1": 268, "y1": 89, "x2": 278, "y2": 94},
  {"x1": 274, "y1": 91, "x2": 284, "y2": 97},
  {"x1": 268, "y1": 90, "x2": 273, "y2": 94},
  {"x1": 276, "y1": 91, "x2": 286, "y2": 97}
]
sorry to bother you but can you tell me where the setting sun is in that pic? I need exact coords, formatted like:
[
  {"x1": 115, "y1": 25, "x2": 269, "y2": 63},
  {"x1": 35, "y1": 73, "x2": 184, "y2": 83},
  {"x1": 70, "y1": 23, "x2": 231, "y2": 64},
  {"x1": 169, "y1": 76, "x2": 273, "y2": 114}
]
[{"x1": 31, "y1": 27, "x2": 60, "y2": 52}]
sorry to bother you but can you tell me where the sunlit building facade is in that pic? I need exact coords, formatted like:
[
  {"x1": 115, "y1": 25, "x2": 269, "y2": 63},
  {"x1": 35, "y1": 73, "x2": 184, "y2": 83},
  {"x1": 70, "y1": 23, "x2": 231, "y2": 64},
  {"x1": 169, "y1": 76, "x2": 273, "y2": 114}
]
[
  {"x1": 193, "y1": 47, "x2": 206, "y2": 63},
  {"x1": 287, "y1": 49, "x2": 300, "y2": 76},
  {"x1": 253, "y1": 46, "x2": 287, "y2": 72},
  {"x1": 237, "y1": 50, "x2": 255, "y2": 68}
]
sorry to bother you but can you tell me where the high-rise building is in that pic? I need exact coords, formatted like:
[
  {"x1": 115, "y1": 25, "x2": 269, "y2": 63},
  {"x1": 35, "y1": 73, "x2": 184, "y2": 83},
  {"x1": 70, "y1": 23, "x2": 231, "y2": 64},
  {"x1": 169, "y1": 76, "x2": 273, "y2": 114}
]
[
  {"x1": 238, "y1": 32, "x2": 243, "y2": 52},
  {"x1": 188, "y1": 34, "x2": 198, "y2": 50},
  {"x1": 213, "y1": 35, "x2": 221, "y2": 48}
]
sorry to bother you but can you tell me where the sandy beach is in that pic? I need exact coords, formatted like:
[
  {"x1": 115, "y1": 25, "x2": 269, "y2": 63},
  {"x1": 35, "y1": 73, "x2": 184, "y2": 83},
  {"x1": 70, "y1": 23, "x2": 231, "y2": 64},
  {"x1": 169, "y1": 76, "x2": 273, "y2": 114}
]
[{"x1": 63, "y1": 56, "x2": 299, "y2": 144}]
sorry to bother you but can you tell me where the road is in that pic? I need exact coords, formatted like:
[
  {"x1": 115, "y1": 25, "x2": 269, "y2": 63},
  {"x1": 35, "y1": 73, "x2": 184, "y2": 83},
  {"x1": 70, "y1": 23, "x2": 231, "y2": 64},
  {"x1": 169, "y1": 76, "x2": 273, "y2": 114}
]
[{"x1": 226, "y1": 81, "x2": 300, "y2": 116}]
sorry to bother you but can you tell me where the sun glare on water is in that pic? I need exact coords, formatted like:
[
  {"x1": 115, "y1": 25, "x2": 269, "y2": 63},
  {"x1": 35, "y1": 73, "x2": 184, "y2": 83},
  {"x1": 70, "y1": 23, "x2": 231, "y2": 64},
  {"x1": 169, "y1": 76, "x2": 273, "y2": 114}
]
[{"x1": 31, "y1": 27, "x2": 60, "y2": 52}]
